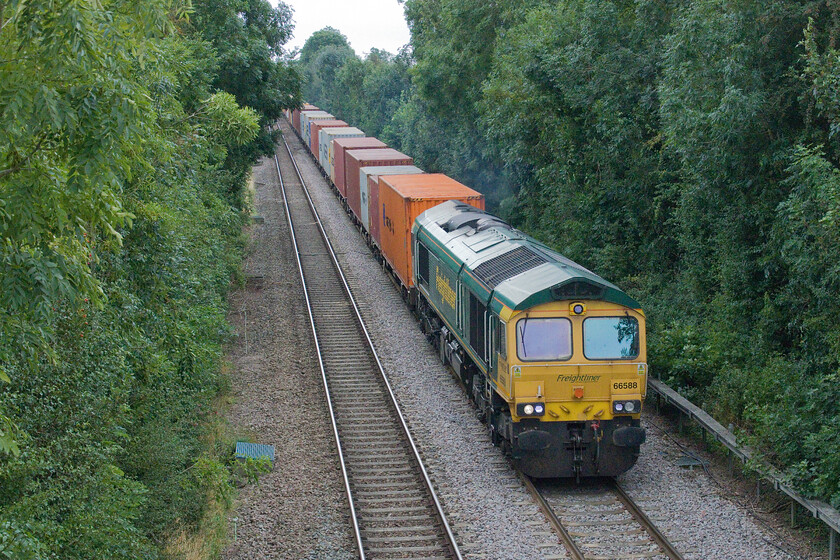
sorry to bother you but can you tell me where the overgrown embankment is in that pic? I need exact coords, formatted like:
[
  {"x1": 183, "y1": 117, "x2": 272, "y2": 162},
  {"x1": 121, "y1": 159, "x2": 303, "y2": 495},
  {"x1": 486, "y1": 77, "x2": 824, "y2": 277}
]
[{"x1": 0, "y1": 2, "x2": 300, "y2": 558}]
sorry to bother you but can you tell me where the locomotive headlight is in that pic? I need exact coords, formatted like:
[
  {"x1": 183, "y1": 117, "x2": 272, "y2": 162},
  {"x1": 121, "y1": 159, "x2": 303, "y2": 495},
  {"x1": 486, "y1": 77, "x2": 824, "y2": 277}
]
[
  {"x1": 534, "y1": 404, "x2": 544, "y2": 415},
  {"x1": 614, "y1": 402, "x2": 624, "y2": 412},
  {"x1": 523, "y1": 404, "x2": 534, "y2": 415}
]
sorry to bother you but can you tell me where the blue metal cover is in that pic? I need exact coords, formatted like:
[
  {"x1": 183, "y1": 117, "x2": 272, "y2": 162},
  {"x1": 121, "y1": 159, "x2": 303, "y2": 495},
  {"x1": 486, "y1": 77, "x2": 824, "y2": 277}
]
[{"x1": 235, "y1": 442, "x2": 275, "y2": 464}]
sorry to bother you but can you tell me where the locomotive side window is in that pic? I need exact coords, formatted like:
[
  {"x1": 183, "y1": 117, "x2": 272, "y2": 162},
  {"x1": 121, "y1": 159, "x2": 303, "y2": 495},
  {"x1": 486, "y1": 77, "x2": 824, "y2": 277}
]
[
  {"x1": 495, "y1": 317, "x2": 507, "y2": 359},
  {"x1": 516, "y1": 318, "x2": 572, "y2": 361},
  {"x1": 469, "y1": 292, "x2": 487, "y2": 363},
  {"x1": 583, "y1": 317, "x2": 639, "y2": 360},
  {"x1": 417, "y1": 242, "x2": 430, "y2": 286}
]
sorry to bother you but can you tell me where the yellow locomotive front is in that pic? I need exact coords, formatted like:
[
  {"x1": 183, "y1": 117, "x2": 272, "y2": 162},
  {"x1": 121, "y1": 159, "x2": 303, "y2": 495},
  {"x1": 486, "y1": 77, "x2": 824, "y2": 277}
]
[{"x1": 494, "y1": 299, "x2": 646, "y2": 478}]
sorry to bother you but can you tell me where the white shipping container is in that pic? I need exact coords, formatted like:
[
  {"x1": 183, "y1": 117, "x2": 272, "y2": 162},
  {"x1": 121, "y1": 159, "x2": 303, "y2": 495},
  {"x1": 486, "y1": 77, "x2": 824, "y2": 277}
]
[
  {"x1": 300, "y1": 111, "x2": 332, "y2": 143},
  {"x1": 319, "y1": 127, "x2": 364, "y2": 170}
]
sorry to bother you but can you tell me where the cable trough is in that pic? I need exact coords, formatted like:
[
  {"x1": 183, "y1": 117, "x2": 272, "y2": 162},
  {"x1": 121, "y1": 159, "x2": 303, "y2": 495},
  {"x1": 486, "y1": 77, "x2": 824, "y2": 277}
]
[{"x1": 273, "y1": 137, "x2": 461, "y2": 560}]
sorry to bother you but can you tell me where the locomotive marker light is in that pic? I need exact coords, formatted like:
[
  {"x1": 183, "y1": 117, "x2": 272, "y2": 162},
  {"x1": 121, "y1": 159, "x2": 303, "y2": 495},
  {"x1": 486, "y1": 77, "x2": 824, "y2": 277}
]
[
  {"x1": 570, "y1": 302, "x2": 587, "y2": 315},
  {"x1": 517, "y1": 402, "x2": 546, "y2": 416},
  {"x1": 613, "y1": 399, "x2": 642, "y2": 415}
]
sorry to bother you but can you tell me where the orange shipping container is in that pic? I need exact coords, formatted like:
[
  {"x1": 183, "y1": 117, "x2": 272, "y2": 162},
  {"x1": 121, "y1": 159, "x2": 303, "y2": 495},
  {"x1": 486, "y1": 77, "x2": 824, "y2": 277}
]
[
  {"x1": 378, "y1": 174, "x2": 485, "y2": 288},
  {"x1": 309, "y1": 119, "x2": 347, "y2": 154}
]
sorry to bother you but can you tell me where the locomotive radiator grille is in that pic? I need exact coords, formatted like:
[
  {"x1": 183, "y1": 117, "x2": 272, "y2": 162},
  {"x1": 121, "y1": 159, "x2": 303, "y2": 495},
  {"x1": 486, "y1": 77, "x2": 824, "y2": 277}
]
[{"x1": 472, "y1": 246, "x2": 548, "y2": 288}]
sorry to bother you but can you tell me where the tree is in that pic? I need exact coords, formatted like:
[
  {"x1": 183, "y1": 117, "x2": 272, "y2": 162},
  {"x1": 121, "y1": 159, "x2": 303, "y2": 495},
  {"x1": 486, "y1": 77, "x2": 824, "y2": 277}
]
[
  {"x1": 191, "y1": 0, "x2": 301, "y2": 207},
  {"x1": 299, "y1": 26, "x2": 352, "y2": 66},
  {"x1": 0, "y1": 0, "x2": 291, "y2": 555}
]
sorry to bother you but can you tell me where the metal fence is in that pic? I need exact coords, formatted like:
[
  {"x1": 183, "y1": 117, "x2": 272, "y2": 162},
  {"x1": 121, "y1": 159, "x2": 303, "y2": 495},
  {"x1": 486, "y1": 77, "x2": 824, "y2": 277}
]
[{"x1": 648, "y1": 377, "x2": 839, "y2": 560}]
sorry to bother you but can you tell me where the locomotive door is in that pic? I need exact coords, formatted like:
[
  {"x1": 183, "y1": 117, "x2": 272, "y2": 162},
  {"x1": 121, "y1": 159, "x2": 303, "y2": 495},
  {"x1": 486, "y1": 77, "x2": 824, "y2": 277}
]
[{"x1": 486, "y1": 313, "x2": 497, "y2": 381}]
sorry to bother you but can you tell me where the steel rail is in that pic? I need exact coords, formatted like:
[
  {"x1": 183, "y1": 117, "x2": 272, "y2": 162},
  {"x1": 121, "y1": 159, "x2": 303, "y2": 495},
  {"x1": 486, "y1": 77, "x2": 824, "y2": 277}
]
[
  {"x1": 273, "y1": 152, "x2": 366, "y2": 559},
  {"x1": 277, "y1": 134, "x2": 462, "y2": 560},
  {"x1": 610, "y1": 478, "x2": 685, "y2": 560},
  {"x1": 524, "y1": 475, "x2": 685, "y2": 560},
  {"x1": 518, "y1": 472, "x2": 586, "y2": 560},
  {"x1": 284, "y1": 116, "x2": 683, "y2": 560}
]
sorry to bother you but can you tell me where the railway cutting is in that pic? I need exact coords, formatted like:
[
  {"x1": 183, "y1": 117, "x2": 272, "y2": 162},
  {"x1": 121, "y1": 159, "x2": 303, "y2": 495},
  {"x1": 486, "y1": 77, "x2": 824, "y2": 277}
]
[{"x1": 272, "y1": 137, "x2": 461, "y2": 560}]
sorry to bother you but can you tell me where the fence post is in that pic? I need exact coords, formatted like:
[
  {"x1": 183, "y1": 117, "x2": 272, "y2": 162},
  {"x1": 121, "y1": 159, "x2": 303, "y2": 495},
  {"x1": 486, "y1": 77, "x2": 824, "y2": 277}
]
[{"x1": 830, "y1": 529, "x2": 837, "y2": 560}]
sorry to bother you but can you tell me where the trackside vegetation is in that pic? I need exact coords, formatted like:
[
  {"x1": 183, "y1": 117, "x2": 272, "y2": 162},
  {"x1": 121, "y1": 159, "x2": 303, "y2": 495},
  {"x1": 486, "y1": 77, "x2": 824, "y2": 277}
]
[
  {"x1": 0, "y1": 1, "x2": 300, "y2": 558},
  {"x1": 300, "y1": 1, "x2": 840, "y2": 510}
]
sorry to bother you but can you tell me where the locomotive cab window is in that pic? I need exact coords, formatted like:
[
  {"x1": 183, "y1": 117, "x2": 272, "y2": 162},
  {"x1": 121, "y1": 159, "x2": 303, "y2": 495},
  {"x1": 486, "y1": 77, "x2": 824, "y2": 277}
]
[
  {"x1": 417, "y1": 242, "x2": 430, "y2": 286},
  {"x1": 516, "y1": 317, "x2": 572, "y2": 361},
  {"x1": 583, "y1": 316, "x2": 639, "y2": 360}
]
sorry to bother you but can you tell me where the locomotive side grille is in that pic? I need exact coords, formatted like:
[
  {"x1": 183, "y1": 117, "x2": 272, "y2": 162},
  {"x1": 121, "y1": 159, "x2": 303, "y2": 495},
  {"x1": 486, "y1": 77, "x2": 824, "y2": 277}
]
[{"x1": 473, "y1": 246, "x2": 548, "y2": 288}]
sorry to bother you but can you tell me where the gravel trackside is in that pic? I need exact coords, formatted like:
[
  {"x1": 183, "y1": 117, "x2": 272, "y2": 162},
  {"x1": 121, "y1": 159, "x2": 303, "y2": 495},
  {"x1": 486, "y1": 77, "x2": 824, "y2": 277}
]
[
  {"x1": 222, "y1": 156, "x2": 354, "y2": 560},
  {"x1": 281, "y1": 116, "x2": 808, "y2": 560}
]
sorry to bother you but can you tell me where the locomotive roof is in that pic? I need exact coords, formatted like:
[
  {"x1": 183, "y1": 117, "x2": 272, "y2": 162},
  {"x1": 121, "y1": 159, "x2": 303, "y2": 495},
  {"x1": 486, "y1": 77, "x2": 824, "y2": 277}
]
[{"x1": 414, "y1": 200, "x2": 641, "y2": 313}]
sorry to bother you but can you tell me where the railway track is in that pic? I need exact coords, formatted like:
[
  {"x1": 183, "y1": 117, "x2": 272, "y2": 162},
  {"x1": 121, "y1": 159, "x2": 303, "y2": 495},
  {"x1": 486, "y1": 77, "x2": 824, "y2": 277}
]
[
  {"x1": 273, "y1": 137, "x2": 461, "y2": 560},
  {"x1": 523, "y1": 475, "x2": 685, "y2": 560}
]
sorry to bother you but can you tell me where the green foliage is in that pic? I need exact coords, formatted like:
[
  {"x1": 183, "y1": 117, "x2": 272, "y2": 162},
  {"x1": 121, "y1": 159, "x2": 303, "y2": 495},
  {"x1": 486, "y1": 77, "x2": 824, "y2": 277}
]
[
  {"x1": 0, "y1": 520, "x2": 46, "y2": 560},
  {"x1": 202, "y1": 92, "x2": 261, "y2": 146},
  {"x1": 299, "y1": 26, "x2": 352, "y2": 66},
  {"x1": 237, "y1": 456, "x2": 272, "y2": 486},
  {"x1": 191, "y1": 0, "x2": 302, "y2": 208},
  {"x1": 300, "y1": 0, "x2": 840, "y2": 507},
  {"x1": 0, "y1": 0, "x2": 153, "y2": 364},
  {"x1": 0, "y1": 0, "x2": 299, "y2": 556},
  {"x1": 298, "y1": 27, "x2": 356, "y2": 109}
]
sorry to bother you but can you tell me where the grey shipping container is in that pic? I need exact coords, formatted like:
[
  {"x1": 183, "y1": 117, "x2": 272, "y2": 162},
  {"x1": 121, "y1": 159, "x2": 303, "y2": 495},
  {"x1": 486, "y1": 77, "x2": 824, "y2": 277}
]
[
  {"x1": 319, "y1": 127, "x2": 365, "y2": 170},
  {"x1": 300, "y1": 111, "x2": 332, "y2": 144}
]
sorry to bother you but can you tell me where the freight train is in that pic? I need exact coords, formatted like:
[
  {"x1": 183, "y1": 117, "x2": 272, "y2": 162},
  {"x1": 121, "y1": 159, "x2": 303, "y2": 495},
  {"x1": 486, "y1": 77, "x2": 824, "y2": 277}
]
[{"x1": 284, "y1": 104, "x2": 647, "y2": 479}]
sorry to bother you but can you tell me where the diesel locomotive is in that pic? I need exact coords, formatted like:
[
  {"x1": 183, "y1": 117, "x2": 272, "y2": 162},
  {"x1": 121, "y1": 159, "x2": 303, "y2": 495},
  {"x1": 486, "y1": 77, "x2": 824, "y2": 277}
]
[
  {"x1": 285, "y1": 105, "x2": 647, "y2": 479},
  {"x1": 412, "y1": 201, "x2": 646, "y2": 478}
]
